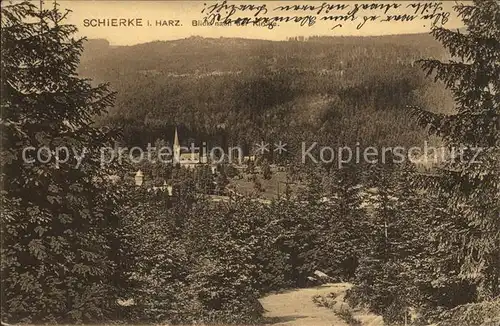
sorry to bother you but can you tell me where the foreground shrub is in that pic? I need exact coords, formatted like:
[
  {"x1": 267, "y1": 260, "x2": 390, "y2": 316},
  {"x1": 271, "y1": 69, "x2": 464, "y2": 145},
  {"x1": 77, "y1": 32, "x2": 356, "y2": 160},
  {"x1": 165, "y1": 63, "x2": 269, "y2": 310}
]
[
  {"x1": 122, "y1": 192, "x2": 265, "y2": 324},
  {"x1": 438, "y1": 300, "x2": 500, "y2": 326}
]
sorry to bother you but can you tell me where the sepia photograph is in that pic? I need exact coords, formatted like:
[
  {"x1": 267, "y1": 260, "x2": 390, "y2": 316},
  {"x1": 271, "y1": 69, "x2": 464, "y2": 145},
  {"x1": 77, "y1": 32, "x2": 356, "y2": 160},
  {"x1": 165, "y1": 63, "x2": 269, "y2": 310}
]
[{"x1": 1, "y1": 0, "x2": 499, "y2": 325}]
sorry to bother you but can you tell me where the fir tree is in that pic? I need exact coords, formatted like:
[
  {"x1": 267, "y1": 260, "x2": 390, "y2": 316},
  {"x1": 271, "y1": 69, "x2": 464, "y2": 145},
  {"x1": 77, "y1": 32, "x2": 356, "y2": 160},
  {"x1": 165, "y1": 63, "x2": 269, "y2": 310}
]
[
  {"x1": 347, "y1": 162, "x2": 399, "y2": 318},
  {"x1": 195, "y1": 165, "x2": 214, "y2": 194},
  {"x1": 348, "y1": 162, "x2": 431, "y2": 324},
  {"x1": 318, "y1": 164, "x2": 366, "y2": 279},
  {"x1": 299, "y1": 165, "x2": 325, "y2": 202},
  {"x1": 409, "y1": 0, "x2": 499, "y2": 300},
  {"x1": 261, "y1": 158, "x2": 272, "y2": 180},
  {"x1": 215, "y1": 167, "x2": 229, "y2": 195},
  {"x1": 1, "y1": 2, "x2": 125, "y2": 322}
]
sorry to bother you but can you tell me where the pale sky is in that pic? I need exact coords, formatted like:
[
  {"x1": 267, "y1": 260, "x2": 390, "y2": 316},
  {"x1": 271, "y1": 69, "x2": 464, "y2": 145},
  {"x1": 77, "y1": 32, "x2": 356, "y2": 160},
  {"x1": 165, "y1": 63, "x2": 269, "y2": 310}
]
[{"x1": 50, "y1": 0, "x2": 469, "y2": 45}]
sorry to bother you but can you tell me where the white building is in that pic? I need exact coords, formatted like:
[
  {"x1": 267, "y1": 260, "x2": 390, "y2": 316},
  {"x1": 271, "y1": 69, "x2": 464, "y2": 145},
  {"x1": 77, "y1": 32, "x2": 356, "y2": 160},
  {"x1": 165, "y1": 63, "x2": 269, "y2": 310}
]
[{"x1": 172, "y1": 127, "x2": 208, "y2": 169}]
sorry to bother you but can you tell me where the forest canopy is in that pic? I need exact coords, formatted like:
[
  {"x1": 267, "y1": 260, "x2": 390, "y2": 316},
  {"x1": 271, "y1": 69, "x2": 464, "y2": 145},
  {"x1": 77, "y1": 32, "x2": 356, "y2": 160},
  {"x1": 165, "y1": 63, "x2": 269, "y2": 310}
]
[{"x1": 79, "y1": 34, "x2": 454, "y2": 149}]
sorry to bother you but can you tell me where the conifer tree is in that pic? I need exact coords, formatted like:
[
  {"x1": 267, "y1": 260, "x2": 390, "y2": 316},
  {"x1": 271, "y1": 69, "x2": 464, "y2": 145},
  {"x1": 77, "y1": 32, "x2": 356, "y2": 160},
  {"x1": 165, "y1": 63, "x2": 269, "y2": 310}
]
[
  {"x1": 347, "y1": 162, "x2": 399, "y2": 317},
  {"x1": 215, "y1": 167, "x2": 229, "y2": 195},
  {"x1": 1, "y1": 2, "x2": 124, "y2": 322},
  {"x1": 319, "y1": 164, "x2": 366, "y2": 279},
  {"x1": 261, "y1": 158, "x2": 272, "y2": 180},
  {"x1": 299, "y1": 165, "x2": 325, "y2": 202},
  {"x1": 348, "y1": 162, "x2": 430, "y2": 324},
  {"x1": 409, "y1": 0, "x2": 499, "y2": 300}
]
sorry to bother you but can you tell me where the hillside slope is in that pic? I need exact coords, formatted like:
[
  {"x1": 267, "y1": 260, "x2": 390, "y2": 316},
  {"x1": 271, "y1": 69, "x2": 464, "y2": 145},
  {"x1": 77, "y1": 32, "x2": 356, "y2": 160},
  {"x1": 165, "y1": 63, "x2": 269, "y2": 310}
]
[{"x1": 79, "y1": 35, "x2": 454, "y2": 149}]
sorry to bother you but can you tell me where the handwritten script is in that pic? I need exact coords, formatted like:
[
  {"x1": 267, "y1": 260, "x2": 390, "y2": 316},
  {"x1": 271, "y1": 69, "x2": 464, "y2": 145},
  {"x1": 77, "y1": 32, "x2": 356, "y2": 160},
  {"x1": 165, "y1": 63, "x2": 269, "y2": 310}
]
[{"x1": 200, "y1": 1, "x2": 451, "y2": 30}]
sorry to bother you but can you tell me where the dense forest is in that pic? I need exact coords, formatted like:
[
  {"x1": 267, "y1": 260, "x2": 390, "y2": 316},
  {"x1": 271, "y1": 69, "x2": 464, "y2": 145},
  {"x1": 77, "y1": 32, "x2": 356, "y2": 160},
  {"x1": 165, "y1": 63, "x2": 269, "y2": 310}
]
[
  {"x1": 2, "y1": 1, "x2": 498, "y2": 326},
  {"x1": 79, "y1": 34, "x2": 455, "y2": 151}
]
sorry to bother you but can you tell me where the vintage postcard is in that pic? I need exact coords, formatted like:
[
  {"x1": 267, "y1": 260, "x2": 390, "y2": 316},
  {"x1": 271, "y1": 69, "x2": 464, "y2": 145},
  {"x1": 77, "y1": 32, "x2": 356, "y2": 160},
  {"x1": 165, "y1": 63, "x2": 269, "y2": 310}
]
[{"x1": 1, "y1": 1, "x2": 499, "y2": 325}]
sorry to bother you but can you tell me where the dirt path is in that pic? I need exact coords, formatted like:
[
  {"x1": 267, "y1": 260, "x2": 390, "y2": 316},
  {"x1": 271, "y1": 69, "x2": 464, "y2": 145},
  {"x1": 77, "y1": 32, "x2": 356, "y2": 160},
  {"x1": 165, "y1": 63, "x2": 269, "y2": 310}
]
[
  {"x1": 259, "y1": 283, "x2": 350, "y2": 326},
  {"x1": 259, "y1": 283, "x2": 383, "y2": 326}
]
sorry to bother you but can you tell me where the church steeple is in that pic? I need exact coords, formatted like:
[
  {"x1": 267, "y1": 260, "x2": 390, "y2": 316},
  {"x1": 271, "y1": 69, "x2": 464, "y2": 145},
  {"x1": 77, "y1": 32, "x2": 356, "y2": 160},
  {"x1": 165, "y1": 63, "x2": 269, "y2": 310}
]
[
  {"x1": 173, "y1": 127, "x2": 180, "y2": 164},
  {"x1": 174, "y1": 127, "x2": 179, "y2": 148}
]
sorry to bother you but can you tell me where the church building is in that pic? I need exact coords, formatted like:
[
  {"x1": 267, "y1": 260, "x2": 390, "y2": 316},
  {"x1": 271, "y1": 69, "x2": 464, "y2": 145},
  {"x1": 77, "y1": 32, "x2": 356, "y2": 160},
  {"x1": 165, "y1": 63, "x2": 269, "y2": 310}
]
[{"x1": 172, "y1": 127, "x2": 208, "y2": 169}]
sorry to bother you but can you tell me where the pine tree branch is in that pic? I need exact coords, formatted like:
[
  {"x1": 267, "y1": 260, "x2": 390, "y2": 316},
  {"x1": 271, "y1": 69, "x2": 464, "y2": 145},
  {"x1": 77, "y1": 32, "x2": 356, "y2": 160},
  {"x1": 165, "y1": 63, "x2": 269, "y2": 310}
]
[{"x1": 431, "y1": 27, "x2": 500, "y2": 62}]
